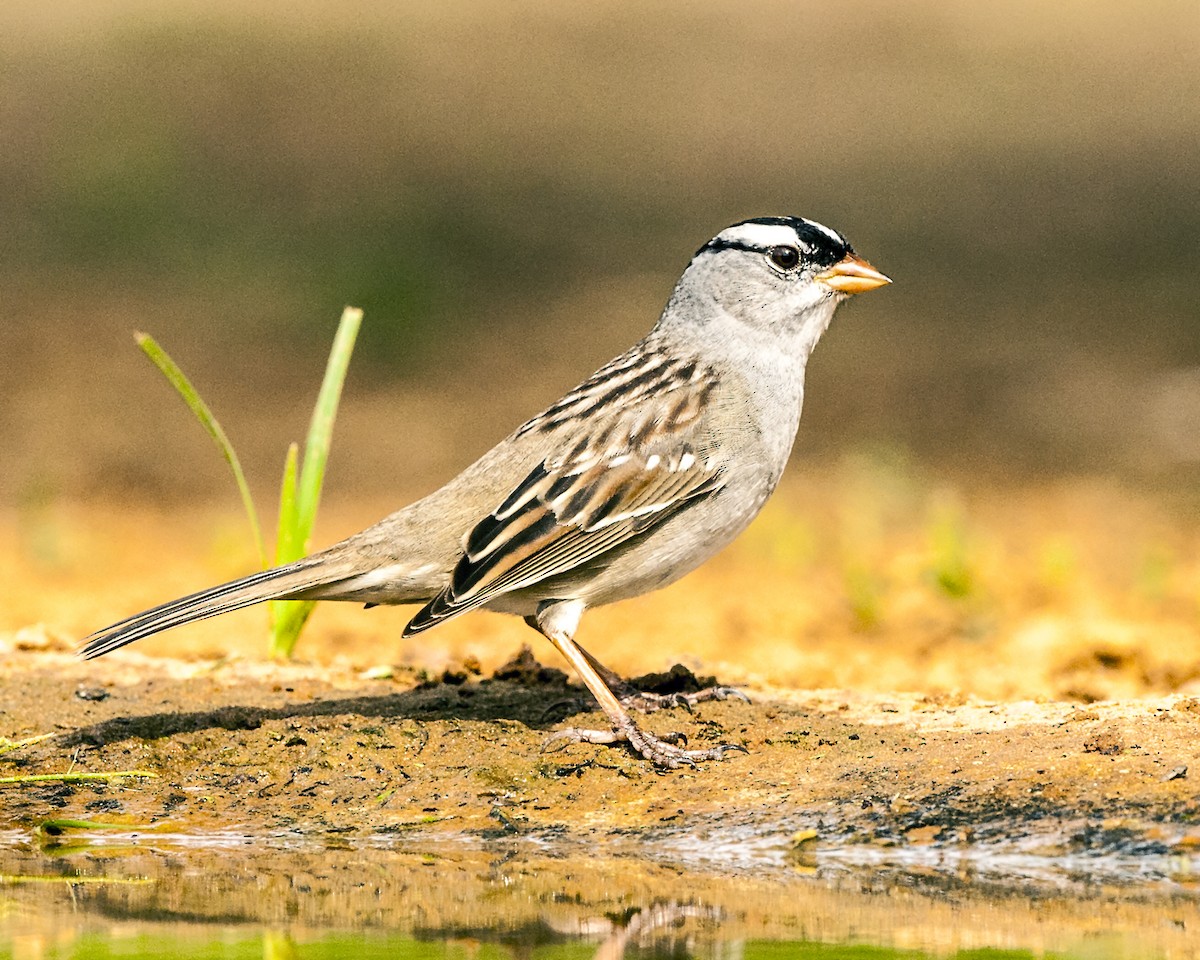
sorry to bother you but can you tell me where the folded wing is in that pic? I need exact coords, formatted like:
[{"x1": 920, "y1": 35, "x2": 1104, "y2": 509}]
[{"x1": 404, "y1": 344, "x2": 724, "y2": 635}]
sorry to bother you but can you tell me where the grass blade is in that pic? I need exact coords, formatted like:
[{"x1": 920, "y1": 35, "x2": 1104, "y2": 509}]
[
  {"x1": 0, "y1": 771, "x2": 157, "y2": 786},
  {"x1": 0, "y1": 874, "x2": 154, "y2": 886},
  {"x1": 268, "y1": 441, "x2": 300, "y2": 637},
  {"x1": 136, "y1": 332, "x2": 268, "y2": 570},
  {"x1": 269, "y1": 307, "x2": 362, "y2": 658},
  {"x1": 270, "y1": 600, "x2": 317, "y2": 658},
  {"x1": 38, "y1": 819, "x2": 136, "y2": 834},
  {"x1": 274, "y1": 441, "x2": 302, "y2": 566},
  {"x1": 294, "y1": 306, "x2": 363, "y2": 549}
]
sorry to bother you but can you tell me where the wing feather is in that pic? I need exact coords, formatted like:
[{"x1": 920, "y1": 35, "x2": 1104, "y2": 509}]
[{"x1": 404, "y1": 342, "x2": 724, "y2": 636}]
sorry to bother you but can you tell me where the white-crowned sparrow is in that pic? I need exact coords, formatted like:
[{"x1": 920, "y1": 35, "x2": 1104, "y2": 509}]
[{"x1": 82, "y1": 216, "x2": 890, "y2": 767}]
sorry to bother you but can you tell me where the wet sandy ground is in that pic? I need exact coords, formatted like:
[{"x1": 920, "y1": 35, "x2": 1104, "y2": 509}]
[
  {"x1": 1, "y1": 645, "x2": 1197, "y2": 860},
  {"x1": 1, "y1": 646, "x2": 1198, "y2": 955}
]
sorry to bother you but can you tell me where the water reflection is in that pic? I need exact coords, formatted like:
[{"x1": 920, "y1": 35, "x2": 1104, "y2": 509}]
[{"x1": 0, "y1": 833, "x2": 1195, "y2": 958}]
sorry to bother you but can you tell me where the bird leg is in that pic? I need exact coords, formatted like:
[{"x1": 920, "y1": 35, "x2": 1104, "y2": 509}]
[
  {"x1": 527, "y1": 601, "x2": 747, "y2": 769},
  {"x1": 572, "y1": 641, "x2": 750, "y2": 714}
]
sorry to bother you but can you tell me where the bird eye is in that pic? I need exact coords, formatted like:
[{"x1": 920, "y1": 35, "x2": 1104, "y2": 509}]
[{"x1": 768, "y1": 246, "x2": 800, "y2": 270}]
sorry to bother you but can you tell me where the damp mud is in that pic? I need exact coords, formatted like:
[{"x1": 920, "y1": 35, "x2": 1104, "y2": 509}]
[
  {"x1": 1, "y1": 646, "x2": 1199, "y2": 957},
  {"x1": 2, "y1": 643, "x2": 1198, "y2": 860}
]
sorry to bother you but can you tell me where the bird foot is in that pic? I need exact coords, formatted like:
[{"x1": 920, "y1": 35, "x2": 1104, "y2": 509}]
[
  {"x1": 619, "y1": 686, "x2": 751, "y2": 714},
  {"x1": 540, "y1": 685, "x2": 749, "y2": 722},
  {"x1": 544, "y1": 718, "x2": 748, "y2": 769}
]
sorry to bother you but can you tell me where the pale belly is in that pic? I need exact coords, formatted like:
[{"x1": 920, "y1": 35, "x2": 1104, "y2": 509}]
[{"x1": 482, "y1": 479, "x2": 773, "y2": 617}]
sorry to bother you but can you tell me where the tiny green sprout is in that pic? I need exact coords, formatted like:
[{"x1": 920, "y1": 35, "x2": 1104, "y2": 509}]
[
  {"x1": 843, "y1": 560, "x2": 885, "y2": 631},
  {"x1": 928, "y1": 497, "x2": 975, "y2": 600}
]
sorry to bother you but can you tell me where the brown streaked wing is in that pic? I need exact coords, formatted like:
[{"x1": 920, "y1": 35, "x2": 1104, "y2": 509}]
[
  {"x1": 402, "y1": 447, "x2": 722, "y2": 636},
  {"x1": 516, "y1": 336, "x2": 716, "y2": 440}
]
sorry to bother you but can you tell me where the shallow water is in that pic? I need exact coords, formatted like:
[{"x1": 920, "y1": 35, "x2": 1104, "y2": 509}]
[{"x1": 1, "y1": 830, "x2": 1196, "y2": 960}]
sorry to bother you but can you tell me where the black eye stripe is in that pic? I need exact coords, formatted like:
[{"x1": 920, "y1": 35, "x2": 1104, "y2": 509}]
[
  {"x1": 696, "y1": 234, "x2": 846, "y2": 269},
  {"x1": 698, "y1": 238, "x2": 813, "y2": 258}
]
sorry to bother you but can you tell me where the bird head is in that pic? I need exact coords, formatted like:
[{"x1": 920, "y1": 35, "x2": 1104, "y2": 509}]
[{"x1": 662, "y1": 216, "x2": 890, "y2": 347}]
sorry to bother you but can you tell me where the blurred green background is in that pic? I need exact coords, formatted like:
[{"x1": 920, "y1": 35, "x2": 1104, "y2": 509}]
[{"x1": 3, "y1": 0, "x2": 1199, "y2": 506}]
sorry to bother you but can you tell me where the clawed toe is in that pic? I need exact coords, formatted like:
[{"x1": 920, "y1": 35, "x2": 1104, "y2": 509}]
[
  {"x1": 543, "y1": 726, "x2": 622, "y2": 750},
  {"x1": 543, "y1": 721, "x2": 746, "y2": 769},
  {"x1": 628, "y1": 728, "x2": 747, "y2": 769},
  {"x1": 705, "y1": 686, "x2": 752, "y2": 704},
  {"x1": 542, "y1": 686, "x2": 750, "y2": 723},
  {"x1": 619, "y1": 685, "x2": 751, "y2": 714},
  {"x1": 619, "y1": 691, "x2": 693, "y2": 713}
]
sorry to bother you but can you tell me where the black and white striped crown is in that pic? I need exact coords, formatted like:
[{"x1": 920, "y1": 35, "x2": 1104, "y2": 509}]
[{"x1": 697, "y1": 216, "x2": 849, "y2": 269}]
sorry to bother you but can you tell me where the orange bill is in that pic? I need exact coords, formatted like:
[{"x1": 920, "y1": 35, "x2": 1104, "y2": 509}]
[{"x1": 815, "y1": 253, "x2": 891, "y2": 294}]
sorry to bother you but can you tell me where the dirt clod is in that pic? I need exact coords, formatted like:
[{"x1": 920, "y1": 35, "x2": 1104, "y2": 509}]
[
  {"x1": 629, "y1": 663, "x2": 716, "y2": 695},
  {"x1": 1083, "y1": 729, "x2": 1124, "y2": 755},
  {"x1": 491, "y1": 645, "x2": 570, "y2": 687}
]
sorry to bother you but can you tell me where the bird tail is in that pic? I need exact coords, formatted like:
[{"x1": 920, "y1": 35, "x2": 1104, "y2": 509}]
[{"x1": 80, "y1": 556, "x2": 351, "y2": 659}]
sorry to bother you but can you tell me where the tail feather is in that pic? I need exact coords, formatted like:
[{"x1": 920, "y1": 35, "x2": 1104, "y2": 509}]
[{"x1": 80, "y1": 558, "x2": 342, "y2": 659}]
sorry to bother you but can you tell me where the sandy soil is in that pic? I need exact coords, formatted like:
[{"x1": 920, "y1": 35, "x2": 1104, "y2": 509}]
[{"x1": 1, "y1": 643, "x2": 1197, "y2": 863}]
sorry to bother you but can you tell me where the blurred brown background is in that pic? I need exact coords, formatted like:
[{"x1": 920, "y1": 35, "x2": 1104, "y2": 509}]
[
  {"x1": 3, "y1": 1, "x2": 1200, "y2": 697},
  {"x1": 3, "y1": 0, "x2": 1198, "y2": 507}
]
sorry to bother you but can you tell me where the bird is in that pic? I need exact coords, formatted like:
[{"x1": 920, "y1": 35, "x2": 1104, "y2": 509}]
[{"x1": 81, "y1": 216, "x2": 890, "y2": 768}]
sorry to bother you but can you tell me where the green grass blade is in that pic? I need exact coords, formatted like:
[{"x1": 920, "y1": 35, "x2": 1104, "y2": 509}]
[
  {"x1": 269, "y1": 307, "x2": 362, "y2": 659},
  {"x1": 270, "y1": 599, "x2": 317, "y2": 659},
  {"x1": 0, "y1": 771, "x2": 157, "y2": 786},
  {"x1": 136, "y1": 332, "x2": 268, "y2": 570},
  {"x1": 274, "y1": 441, "x2": 302, "y2": 565},
  {"x1": 293, "y1": 306, "x2": 362, "y2": 553},
  {"x1": 267, "y1": 442, "x2": 300, "y2": 635}
]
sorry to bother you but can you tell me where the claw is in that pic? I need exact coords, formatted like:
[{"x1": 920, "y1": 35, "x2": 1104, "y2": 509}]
[
  {"x1": 618, "y1": 685, "x2": 750, "y2": 714},
  {"x1": 544, "y1": 722, "x2": 748, "y2": 769}
]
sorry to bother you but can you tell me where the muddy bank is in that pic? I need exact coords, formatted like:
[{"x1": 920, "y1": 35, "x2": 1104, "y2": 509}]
[{"x1": 1, "y1": 646, "x2": 1197, "y2": 862}]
